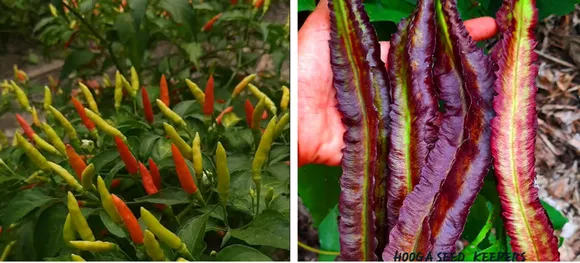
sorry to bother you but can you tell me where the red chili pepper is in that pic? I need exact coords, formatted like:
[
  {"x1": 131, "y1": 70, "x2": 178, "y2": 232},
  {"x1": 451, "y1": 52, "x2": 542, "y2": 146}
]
[
  {"x1": 261, "y1": 110, "x2": 268, "y2": 120},
  {"x1": 244, "y1": 99, "x2": 254, "y2": 127},
  {"x1": 114, "y1": 136, "x2": 138, "y2": 174},
  {"x1": 111, "y1": 194, "x2": 143, "y2": 244},
  {"x1": 141, "y1": 87, "x2": 154, "y2": 124},
  {"x1": 201, "y1": 13, "x2": 222, "y2": 32},
  {"x1": 71, "y1": 96, "x2": 96, "y2": 131},
  {"x1": 171, "y1": 143, "x2": 198, "y2": 194},
  {"x1": 148, "y1": 158, "x2": 162, "y2": 190},
  {"x1": 111, "y1": 178, "x2": 121, "y2": 189},
  {"x1": 138, "y1": 162, "x2": 158, "y2": 195},
  {"x1": 20, "y1": 183, "x2": 38, "y2": 190},
  {"x1": 78, "y1": 200, "x2": 86, "y2": 207},
  {"x1": 66, "y1": 144, "x2": 87, "y2": 179},
  {"x1": 230, "y1": 0, "x2": 237, "y2": 4},
  {"x1": 253, "y1": 0, "x2": 264, "y2": 8},
  {"x1": 216, "y1": 106, "x2": 234, "y2": 125},
  {"x1": 203, "y1": 75, "x2": 214, "y2": 116},
  {"x1": 159, "y1": 74, "x2": 170, "y2": 106},
  {"x1": 217, "y1": 99, "x2": 226, "y2": 104},
  {"x1": 64, "y1": 31, "x2": 78, "y2": 49},
  {"x1": 16, "y1": 114, "x2": 35, "y2": 141}
]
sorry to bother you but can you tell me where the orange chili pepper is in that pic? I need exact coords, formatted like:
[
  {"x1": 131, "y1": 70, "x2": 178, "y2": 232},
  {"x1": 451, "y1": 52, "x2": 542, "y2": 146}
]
[
  {"x1": 261, "y1": 110, "x2": 268, "y2": 120},
  {"x1": 16, "y1": 114, "x2": 35, "y2": 141},
  {"x1": 201, "y1": 13, "x2": 222, "y2": 32},
  {"x1": 216, "y1": 106, "x2": 234, "y2": 125},
  {"x1": 203, "y1": 75, "x2": 214, "y2": 116},
  {"x1": 159, "y1": 74, "x2": 169, "y2": 106},
  {"x1": 253, "y1": 0, "x2": 265, "y2": 8},
  {"x1": 244, "y1": 99, "x2": 254, "y2": 128},
  {"x1": 141, "y1": 87, "x2": 154, "y2": 124},
  {"x1": 71, "y1": 96, "x2": 96, "y2": 131},
  {"x1": 111, "y1": 178, "x2": 121, "y2": 189},
  {"x1": 148, "y1": 158, "x2": 161, "y2": 190},
  {"x1": 171, "y1": 144, "x2": 198, "y2": 194},
  {"x1": 138, "y1": 162, "x2": 165, "y2": 211},
  {"x1": 114, "y1": 136, "x2": 138, "y2": 174},
  {"x1": 66, "y1": 144, "x2": 86, "y2": 179},
  {"x1": 231, "y1": 0, "x2": 237, "y2": 4},
  {"x1": 111, "y1": 194, "x2": 143, "y2": 244}
]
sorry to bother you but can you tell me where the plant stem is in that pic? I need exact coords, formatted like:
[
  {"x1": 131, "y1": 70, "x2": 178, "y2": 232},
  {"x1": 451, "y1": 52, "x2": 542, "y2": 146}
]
[
  {"x1": 222, "y1": 204, "x2": 229, "y2": 229},
  {"x1": 177, "y1": 202, "x2": 195, "y2": 221},
  {"x1": 297, "y1": 241, "x2": 340, "y2": 256}
]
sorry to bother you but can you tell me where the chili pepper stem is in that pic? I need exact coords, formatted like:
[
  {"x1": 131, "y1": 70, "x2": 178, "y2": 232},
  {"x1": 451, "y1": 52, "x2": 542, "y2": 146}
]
[
  {"x1": 255, "y1": 184, "x2": 261, "y2": 216},
  {"x1": 250, "y1": 193, "x2": 255, "y2": 216},
  {"x1": 222, "y1": 204, "x2": 229, "y2": 229}
]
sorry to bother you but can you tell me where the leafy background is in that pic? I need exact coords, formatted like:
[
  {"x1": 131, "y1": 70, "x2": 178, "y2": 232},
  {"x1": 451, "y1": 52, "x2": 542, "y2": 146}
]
[{"x1": 297, "y1": 0, "x2": 578, "y2": 260}]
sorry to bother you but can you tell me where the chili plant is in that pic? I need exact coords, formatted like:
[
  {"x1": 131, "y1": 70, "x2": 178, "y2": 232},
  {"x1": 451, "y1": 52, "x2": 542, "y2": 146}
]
[
  {"x1": 326, "y1": 0, "x2": 564, "y2": 260},
  {"x1": 0, "y1": 49, "x2": 289, "y2": 262}
]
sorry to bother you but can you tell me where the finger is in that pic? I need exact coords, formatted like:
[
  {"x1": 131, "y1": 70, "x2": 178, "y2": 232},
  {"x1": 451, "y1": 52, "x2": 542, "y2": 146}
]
[
  {"x1": 464, "y1": 17, "x2": 497, "y2": 41},
  {"x1": 299, "y1": 0, "x2": 330, "y2": 35}
]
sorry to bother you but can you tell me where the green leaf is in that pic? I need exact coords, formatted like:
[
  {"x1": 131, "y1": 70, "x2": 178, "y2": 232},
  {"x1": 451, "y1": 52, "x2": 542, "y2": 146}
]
[
  {"x1": 230, "y1": 210, "x2": 289, "y2": 250},
  {"x1": 318, "y1": 205, "x2": 340, "y2": 261},
  {"x1": 60, "y1": 50, "x2": 95, "y2": 80},
  {"x1": 152, "y1": 139, "x2": 173, "y2": 160},
  {"x1": 216, "y1": 245, "x2": 272, "y2": 261},
  {"x1": 134, "y1": 187, "x2": 191, "y2": 205},
  {"x1": 461, "y1": 194, "x2": 489, "y2": 243},
  {"x1": 541, "y1": 200, "x2": 568, "y2": 230},
  {"x1": 3, "y1": 188, "x2": 57, "y2": 226},
  {"x1": 88, "y1": 149, "x2": 120, "y2": 174},
  {"x1": 363, "y1": 0, "x2": 415, "y2": 23},
  {"x1": 181, "y1": 43, "x2": 203, "y2": 69},
  {"x1": 537, "y1": 0, "x2": 578, "y2": 20},
  {"x1": 130, "y1": 0, "x2": 149, "y2": 31},
  {"x1": 158, "y1": 0, "x2": 196, "y2": 35},
  {"x1": 139, "y1": 133, "x2": 161, "y2": 159},
  {"x1": 99, "y1": 210, "x2": 126, "y2": 238},
  {"x1": 33, "y1": 203, "x2": 67, "y2": 258},
  {"x1": 178, "y1": 213, "x2": 209, "y2": 258},
  {"x1": 297, "y1": 165, "x2": 341, "y2": 226},
  {"x1": 298, "y1": 0, "x2": 316, "y2": 12}
]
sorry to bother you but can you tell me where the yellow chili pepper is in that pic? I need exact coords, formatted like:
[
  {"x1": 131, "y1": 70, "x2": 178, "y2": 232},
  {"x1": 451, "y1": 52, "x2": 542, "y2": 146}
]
[
  {"x1": 263, "y1": 0, "x2": 271, "y2": 15},
  {"x1": 176, "y1": 258, "x2": 188, "y2": 262},
  {"x1": 44, "y1": 86, "x2": 52, "y2": 110},
  {"x1": 0, "y1": 241, "x2": 16, "y2": 261},
  {"x1": 231, "y1": 74, "x2": 256, "y2": 98},
  {"x1": 11, "y1": 81, "x2": 31, "y2": 111},
  {"x1": 185, "y1": 79, "x2": 205, "y2": 105},
  {"x1": 49, "y1": 4, "x2": 59, "y2": 17},
  {"x1": 84, "y1": 108, "x2": 126, "y2": 141},
  {"x1": 96, "y1": 176, "x2": 123, "y2": 225},
  {"x1": 49, "y1": 162, "x2": 84, "y2": 193},
  {"x1": 252, "y1": 97, "x2": 266, "y2": 130},
  {"x1": 192, "y1": 132, "x2": 202, "y2": 179},
  {"x1": 71, "y1": 254, "x2": 85, "y2": 262},
  {"x1": 273, "y1": 112, "x2": 289, "y2": 139},
  {"x1": 156, "y1": 99, "x2": 186, "y2": 128},
  {"x1": 103, "y1": 73, "x2": 112, "y2": 88},
  {"x1": 0, "y1": 131, "x2": 7, "y2": 147},
  {"x1": 63, "y1": 213, "x2": 77, "y2": 244},
  {"x1": 32, "y1": 134, "x2": 61, "y2": 156},
  {"x1": 130, "y1": 66, "x2": 139, "y2": 92},
  {"x1": 247, "y1": 84, "x2": 277, "y2": 114},
  {"x1": 215, "y1": 142, "x2": 230, "y2": 206},
  {"x1": 252, "y1": 116, "x2": 277, "y2": 212},
  {"x1": 280, "y1": 86, "x2": 289, "y2": 112},
  {"x1": 67, "y1": 192, "x2": 95, "y2": 241},
  {"x1": 69, "y1": 241, "x2": 117, "y2": 252},
  {"x1": 122, "y1": 74, "x2": 136, "y2": 97},
  {"x1": 163, "y1": 123, "x2": 192, "y2": 158},
  {"x1": 48, "y1": 75, "x2": 58, "y2": 90},
  {"x1": 81, "y1": 164, "x2": 96, "y2": 192},
  {"x1": 31, "y1": 107, "x2": 40, "y2": 127},
  {"x1": 79, "y1": 82, "x2": 100, "y2": 115},
  {"x1": 140, "y1": 207, "x2": 192, "y2": 258},
  {"x1": 115, "y1": 71, "x2": 123, "y2": 110},
  {"x1": 144, "y1": 230, "x2": 166, "y2": 261},
  {"x1": 48, "y1": 106, "x2": 79, "y2": 142},
  {"x1": 40, "y1": 122, "x2": 67, "y2": 157},
  {"x1": 15, "y1": 132, "x2": 50, "y2": 171}
]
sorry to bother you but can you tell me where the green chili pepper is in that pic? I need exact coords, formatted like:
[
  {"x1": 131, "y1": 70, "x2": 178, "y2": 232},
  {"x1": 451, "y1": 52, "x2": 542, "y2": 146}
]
[
  {"x1": 48, "y1": 105, "x2": 79, "y2": 142},
  {"x1": 81, "y1": 164, "x2": 96, "y2": 192},
  {"x1": 97, "y1": 176, "x2": 124, "y2": 225},
  {"x1": 273, "y1": 112, "x2": 289, "y2": 139},
  {"x1": 40, "y1": 122, "x2": 67, "y2": 157},
  {"x1": 215, "y1": 142, "x2": 230, "y2": 206},
  {"x1": 44, "y1": 86, "x2": 52, "y2": 110},
  {"x1": 79, "y1": 82, "x2": 100, "y2": 115},
  {"x1": 140, "y1": 207, "x2": 192, "y2": 258},
  {"x1": 247, "y1": 84, "x2": 277, "y2": 114},
  {"x1": 11, "y1": 81, "x2": 31, "y2": 111},
  {"x1": 144, "y1": 230, "x2": 166, "y2": 261},
  {"x1": 192, "y1": 132, "x2": 202, "y2": 180},
  {"x1": 69, "y1": 241, "x2": 117, "y2": 252},
  {"x1": 252, "y1": 116, "x2": 277, "y2": 213},
  {"x1": 32, "y1": 134, "x2": 61, "y2": 156},
  {"x1": 252, "y1": 97, "x2": 266, "y2": 130},
  {"x1": 15, "y1": 132, "x2": 50, "y2": 171},
  {"x1": 115, "y1": 71, "x2": 123, "y2": 110},
  {"x1": 84, "y1": 108, "x2": 126, "y2": 141},
  {"x1": 67, "y1": 192, "x2": 95, "y2": 241},
  {"x1": 163, "y1": 122, "x2": 192, "y2": 158},
  {"x1": 185, "y1": 79, "x2": 205, "y2": 105},
  {"x1": 49, "y1": 162, "x2": 84, "y2": 193},
  {"x1": 156, "y1": 99, "x2": 186, "y2": 128}
]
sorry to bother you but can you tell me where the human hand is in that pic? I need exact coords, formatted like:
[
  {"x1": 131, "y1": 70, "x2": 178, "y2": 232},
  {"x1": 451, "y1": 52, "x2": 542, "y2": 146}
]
[{"x1": 298, "y1": 0, "x2": 498, "y2": 167}]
